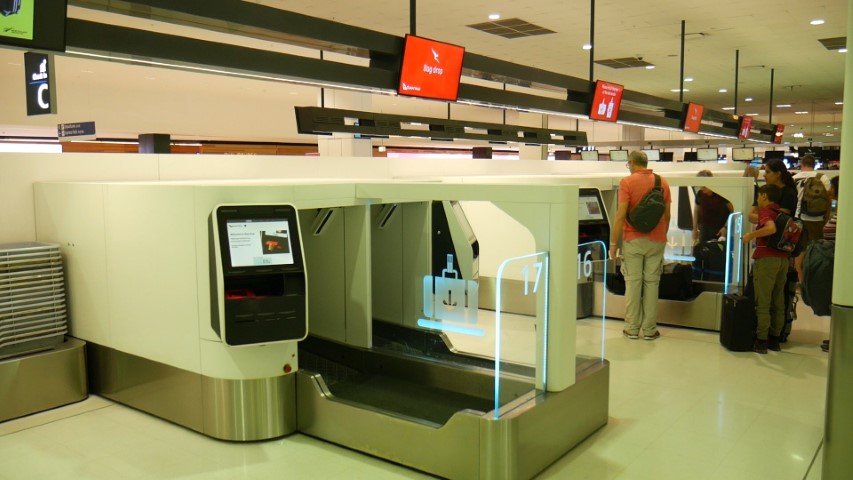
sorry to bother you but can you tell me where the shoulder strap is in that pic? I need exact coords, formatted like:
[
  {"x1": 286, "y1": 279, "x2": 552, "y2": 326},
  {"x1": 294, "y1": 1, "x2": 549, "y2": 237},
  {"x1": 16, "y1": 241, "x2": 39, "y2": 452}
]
[
  {"x1": 816, "y1": 172, "x2": 824, "y2": 181},
  {"x1": 653, "y1": 174, "x2": 661, "y2": 190}
]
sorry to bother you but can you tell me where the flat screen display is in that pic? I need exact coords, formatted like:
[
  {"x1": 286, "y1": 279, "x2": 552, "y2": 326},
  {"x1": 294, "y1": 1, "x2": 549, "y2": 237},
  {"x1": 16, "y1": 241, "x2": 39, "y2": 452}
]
[
  {"x1": 641, "y1": 149, "x2": 660, "y2": 161},
  {"x1": 398, "y1": 35, "x2": 465, "y2": 102},
  {"x1": 683, "y1": 103, "x2": 704, "y2": 133},
  {"x1": 589, "y1": 80, "x2": 624, "y2": 122},
  {"x1": 697, "y1": 148, "x2": 718, "y2": 161},
  {"x1": 764, "y1": 150, "x2": 784, "y2": 161},
  {"x1": 226, "y1": 219, "x2": 294, "y2": 267},
  {"x1": 773, "y1": 124, "x2": 785, "y2": 144},
  {"x1": 609, "y1": 149, "x2": 628, "y2": 161},
  {"x1": 0, "y1": 0, "x2": 67, "y2": 52},
  {"x1": 578, "y1": 196, "x2": 605, "y2": 222},
  {"x1": 580, "y1": 150, "x2": 599, "y2": 160},
  {"x1": 732, "y1": 147, "x2": 755, "y2": 161},
  {"x1": 738, "y1": 116, "x2": 753, "y2": 140}
]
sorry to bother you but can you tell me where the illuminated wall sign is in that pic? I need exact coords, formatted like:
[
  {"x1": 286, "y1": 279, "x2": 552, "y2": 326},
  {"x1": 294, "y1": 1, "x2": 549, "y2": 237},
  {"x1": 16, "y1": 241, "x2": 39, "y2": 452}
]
[
  {"x1": 738, "y1": 116, "x2": 753, "y2": 140},
  {"x1": 773, "y1": 124, "x2": 785, "y2": 144},
  {"x1": 589, "y1": 81, "x2": 624, "y2": 122},
  {"x1": 24, "y1": 51, "x2": 56, "y2": 115},
  {"x1": 0, "y1": 0, "x2": 68, "y2": 52},
  {"x1": 397, "y1": 35, "x2": 465, "y2": 102},
  {"x1": 683, "y1": 103, "x2": 704, "y2": 133}
]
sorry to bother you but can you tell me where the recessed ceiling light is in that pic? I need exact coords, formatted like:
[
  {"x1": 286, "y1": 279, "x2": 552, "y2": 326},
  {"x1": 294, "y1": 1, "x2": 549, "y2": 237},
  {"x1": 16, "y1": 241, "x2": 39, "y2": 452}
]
[
  {"x1": 722, "y1": 107, "x2": 735, "y2": 111},
  {"x1": 747, "y1": 113, "x2": 759, "y2": 116},
  {"x1": 582, "y1": 43, "x2": 592, "y2": 50},
  {"x1": 795, "y1": 111, "x2": 809, "y2": 114},
  {"x1": 719, "y1": 88, "x2": 728, "y2": 93},
  {"x1": 684, "y1": 77, "x2": 694, "y2": 82},
  {"x1": 776, "y1": 104, "x2": 792, "y2": 108},
  {"x1": 839, "y1": 48, "x2": 848, "y2": 53},
  {"x1": 645, "y1": 65, "x2": 655, "y2": 69},
  {"x1": 670, "y1": 88, "x2": 689, "y2": 92},
  {"x1": 488, "y1": 13, "x2": 501, "y2": 20},
  {"x1": 810, "y1": 19, "x2": 825, "y2": 25},
  {"x1": 745, "y1": 97, "x2": 753, "y2": 102},
  {"x1": 835, "y1": 101, "x2": 843, "y2": 105}
]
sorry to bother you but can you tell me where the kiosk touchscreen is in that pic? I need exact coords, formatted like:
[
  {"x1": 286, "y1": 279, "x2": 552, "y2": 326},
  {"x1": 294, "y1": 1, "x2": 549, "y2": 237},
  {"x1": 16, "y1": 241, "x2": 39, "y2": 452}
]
[{"x1": 211, "y1": 204, "x2": 307, "y2": 346}]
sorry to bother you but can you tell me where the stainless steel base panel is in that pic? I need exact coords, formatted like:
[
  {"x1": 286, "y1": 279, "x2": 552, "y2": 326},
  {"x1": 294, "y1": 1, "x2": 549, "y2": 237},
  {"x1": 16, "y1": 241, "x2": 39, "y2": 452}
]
[
  {"x1": 822, "y1": 304, "x2": 853, "y2": 480},
  {"x1": 0, "y1": 337, "x2": 87, "y2": 423},
  {"x1": 297, "y1": 358, "x2": 609, "y2": 480},
  {"x1": 86, "y1": 342, "x2": 296, "y2": 441},
  {"x1": 592, "y1": 282, "x2": 724, "y2": 331}
]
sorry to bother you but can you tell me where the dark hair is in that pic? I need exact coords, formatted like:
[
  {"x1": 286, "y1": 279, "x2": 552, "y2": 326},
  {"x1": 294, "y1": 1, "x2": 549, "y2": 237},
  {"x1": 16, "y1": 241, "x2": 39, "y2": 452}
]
[
  {"x1": 831, "y1": 175, "x2": 839, "y2": 195},
  {"x1": 764, "y1": 159, "x2": 795, "y2": 187},
  {"x1": 758, "y1": 184, "x2": 782, "y2": 203},
  {"x1": 800, "y1": 154, "x2": 816, "y2": 169}
]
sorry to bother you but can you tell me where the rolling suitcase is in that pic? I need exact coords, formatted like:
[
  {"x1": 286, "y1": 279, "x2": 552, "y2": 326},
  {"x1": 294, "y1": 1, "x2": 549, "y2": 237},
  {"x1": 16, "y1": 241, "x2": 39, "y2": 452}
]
[
  {"x1": 693, "y1": 240, "x2": 727, "y2": 282},
  {"x1": 658, "y1": 262, "x2": 694, "y2": 300},
  {"x1": 720, "y1": 293, "x2": 756, "y2": 351}
]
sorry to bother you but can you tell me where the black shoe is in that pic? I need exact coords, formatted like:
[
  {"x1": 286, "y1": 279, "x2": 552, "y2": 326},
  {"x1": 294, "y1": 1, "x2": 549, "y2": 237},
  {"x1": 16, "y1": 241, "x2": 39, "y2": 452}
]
[
  {"x1": 753, "y1": 339, "x2": 768, "y2": 354},
  {"x1": 767, "y1": 336, "x2": 781, "y2": 352},
  {"x1": 821, "y1": 342, "x2": 830, "y2": 352},
  {"x1": 822, "y1": 339, "x2": 830, "y2": 346}
]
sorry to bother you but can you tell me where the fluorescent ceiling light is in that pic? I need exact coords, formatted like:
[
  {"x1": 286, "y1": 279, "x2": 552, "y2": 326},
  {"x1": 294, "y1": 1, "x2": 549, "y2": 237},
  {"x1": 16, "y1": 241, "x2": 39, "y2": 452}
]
[
  {"x1": 582, "y1": 43, "x2": 592, "y2": 50},
  {"x1": 795, "y1": 111, "x2": 809, "y2": 114},
  {"x1": 840, "y1": 48, "x2": 848, "y2": 53},
  {"x1": 718, "y1": 88, "x2": 727, "y2": 93},
  {"x1": 645, "y1": 65, "x2": 655, "y2": 69},
  {"x1": 722, "y1": 107, "x2": 735, "y2": 111},
  {"x1": 745, "y1": 97, "x2": 753, "y2": 102},
  {"x1": 684, "y1": 77, "x2": 694, "y2": 82},
  {"x1": 810, "y1": 19, "x2": 825, "y2": 25},
  {"x1": 835, "y1": 101, "x2": 843, "y2": 105},
  {"x1": 488, "y1": 13, "x2": 501, "y2": 20},
  {"x1": 671, "y1": 88, "x2": 689, "y2": 92},
  {"x1": 776, "y1": 104, "x2": 791, "y2": 108},
  {"x1": 747, "y1": 113, "x2": 759, "y2": 116}
]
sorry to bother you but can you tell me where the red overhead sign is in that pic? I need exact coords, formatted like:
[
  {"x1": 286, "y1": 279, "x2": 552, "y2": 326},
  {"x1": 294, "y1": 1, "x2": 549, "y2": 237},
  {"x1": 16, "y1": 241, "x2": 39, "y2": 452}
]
[
  {"x1": 773, "y1": 124, "x2": 785, "y2": 144},
  {"x1": 738, "y1": 116, "x2": 753, "y2": 140},
  {"x1": 683, "y1": 103, "x2": 704, "y2": 133},
  {"x1": 397, "y1": 35, "x2": 465, "y2": 102},
  {"x1": 589, "y1": 81, "x2": 624, "y2": 122}
]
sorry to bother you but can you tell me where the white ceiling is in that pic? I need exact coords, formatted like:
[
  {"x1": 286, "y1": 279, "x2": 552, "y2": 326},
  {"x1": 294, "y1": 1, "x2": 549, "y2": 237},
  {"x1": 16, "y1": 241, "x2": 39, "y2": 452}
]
[{"x1": 0, "y1": 0, "x2": 847, "y2": 145}]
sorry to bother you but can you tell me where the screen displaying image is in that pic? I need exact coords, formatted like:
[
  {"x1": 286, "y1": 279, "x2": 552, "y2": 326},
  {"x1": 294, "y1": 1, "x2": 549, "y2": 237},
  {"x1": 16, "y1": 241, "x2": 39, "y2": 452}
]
[
  {"x1": 641, "y1": 149, "x2": 661, "y2": 161},
  {"x1": 580, "y1": 150, "x2": 599, "y2": 161},
  {"x1": 697, "y1": 148, "x2": 718, "y2": 161},
  {"x1": 589, "y1": 80, "x2": 624, "y2": 122},
  {"x1": 683, "y1": 103, "x2": 704, "y2": 133},
  {"x1": 398, "y1": 35, "x2": 465, "y2": 101},
  {"x1": 578, "y1": 196, "x2": 604, "y2": 221},
  {"x1": 0, "y1": 0, "x2": 67, "y2": 52},
  {"x1": 227, "y1": 219, "x2": 294, "y2": 267},
  {"x1": 732, "y1": 147, "x2": 755, "y2": 161},
  {"x1": 609, "y1": 149, "x2": 628, "y2": 161}
]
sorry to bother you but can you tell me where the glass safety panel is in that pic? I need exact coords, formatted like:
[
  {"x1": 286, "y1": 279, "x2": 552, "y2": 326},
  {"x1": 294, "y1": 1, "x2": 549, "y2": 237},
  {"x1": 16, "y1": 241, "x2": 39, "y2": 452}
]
[
  {"x1": 724, "y1": 212, "x2": 745, "y2": 294},
  {"x1": 576, "y1": 240, "x2": 608, "y2": 363}
]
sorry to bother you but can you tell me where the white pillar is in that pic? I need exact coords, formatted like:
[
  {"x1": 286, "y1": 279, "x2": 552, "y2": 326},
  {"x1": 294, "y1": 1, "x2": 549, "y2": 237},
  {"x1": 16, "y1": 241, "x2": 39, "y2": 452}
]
[{"x1": 317, "y1": 89, "x2": 374, "y2": 158}]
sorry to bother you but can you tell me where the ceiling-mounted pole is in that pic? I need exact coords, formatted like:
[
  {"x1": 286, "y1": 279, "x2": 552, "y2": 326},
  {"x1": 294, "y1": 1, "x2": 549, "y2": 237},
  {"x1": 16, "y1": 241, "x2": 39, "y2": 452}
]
[
  {"x1": 410, "y1": 0, "x2": 416, "y2": 36},
  {"x1": 589, "y1": 0, "x2": 595, "y2": 82},
  {"x1": 734, "y1": 49, "x2": 739, "y2": 115},
  {"x1": 320, "y1": 51, "x2": 325, "y2": 108},
  {"x1": 769, "y1": 68, "x2": 775, "y2": 124},
  {"x1": 679, "y1": 20, "x2": 685, "y2": 102}
]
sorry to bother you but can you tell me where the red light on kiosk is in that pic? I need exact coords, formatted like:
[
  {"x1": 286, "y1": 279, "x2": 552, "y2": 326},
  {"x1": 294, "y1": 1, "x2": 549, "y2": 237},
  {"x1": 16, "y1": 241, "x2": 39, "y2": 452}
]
[
  {"x1": 738, "y1": 116, "x2": 753, "y2": 139},
  {"x1": 773, "y1": 124, "x2": 785, "y2": 144},
  {"x1": 683, "y1": 103, "x2": 704, "y2": 133},
  {"x1": 397, "y1": 35, "x2": 465, "y2": 102},
  {"x1": 589, "y1": 81, "x2": 624, "y2": 122}
]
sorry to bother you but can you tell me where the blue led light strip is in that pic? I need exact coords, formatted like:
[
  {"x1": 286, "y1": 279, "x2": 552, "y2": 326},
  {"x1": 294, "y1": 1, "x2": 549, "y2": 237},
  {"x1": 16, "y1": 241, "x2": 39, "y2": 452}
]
[
  {"x1": 416, "y1": 319, "x2": 485, "y2": 337},
  {"x1": 579, "y1": 240, "x2": 608, "y2": 360},
  {"x1": 724, "y1": 212, "x2": 743, "y2": 295}
]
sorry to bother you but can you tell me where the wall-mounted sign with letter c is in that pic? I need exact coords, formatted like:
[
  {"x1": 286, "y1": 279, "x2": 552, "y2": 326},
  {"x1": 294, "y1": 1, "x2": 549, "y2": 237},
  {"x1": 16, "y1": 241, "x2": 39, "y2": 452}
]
[{"x1": 24, "y1": 51, "x2": 57, "y2": 116}]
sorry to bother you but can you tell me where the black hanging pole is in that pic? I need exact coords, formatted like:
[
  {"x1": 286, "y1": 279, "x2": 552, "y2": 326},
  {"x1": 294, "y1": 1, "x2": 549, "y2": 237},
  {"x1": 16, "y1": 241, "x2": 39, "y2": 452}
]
[
  {"x1": 410, "y1": 0, "x2": 416, "y2": 36},
  {"x1": 589, "y1": 0, "x2": 595, "y2": 82},
  {"x1": 679, "y1": 20, "x2": 685, "y2": 102},
  {"x1": 320, "y1": 51, "x2": 325, "y2": 108},
  {"x1": 734, "y1": 49, "x2": 739, "y2": 115},
  {"x1": 769, "y1": 68, "x2": 775, "y2": 124}
]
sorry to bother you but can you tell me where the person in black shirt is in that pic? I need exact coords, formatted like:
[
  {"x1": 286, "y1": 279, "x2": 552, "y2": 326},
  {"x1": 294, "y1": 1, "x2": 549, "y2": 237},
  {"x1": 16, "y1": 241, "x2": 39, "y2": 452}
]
[
  {"x1": 693, "y1": 170, "x2": 734, "y2": 243},
  {"x1": 763, "y1": 159, "x2": 798, "y2": 215}
]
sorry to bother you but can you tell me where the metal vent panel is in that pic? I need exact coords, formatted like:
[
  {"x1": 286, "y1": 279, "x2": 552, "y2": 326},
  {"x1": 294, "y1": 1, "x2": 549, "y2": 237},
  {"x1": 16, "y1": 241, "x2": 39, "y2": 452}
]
[
  {"x1": 467, "y1": 18, "x2": 556, "y2": 39},
  {"x1": 818, "y1": 37, "x2": 847, "y2": 50},
  {"x1": 595, "y1": 57, "x2": 655, "y2": 69}
]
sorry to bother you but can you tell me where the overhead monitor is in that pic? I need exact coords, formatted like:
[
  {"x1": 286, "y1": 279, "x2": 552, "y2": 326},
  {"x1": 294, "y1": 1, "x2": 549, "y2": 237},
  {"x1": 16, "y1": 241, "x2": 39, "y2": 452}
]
[
  {"x1": 641, "y1": 149, "x2": 660, "y2": 161},
  {"x1": 589, "y1": 80, "x2": 624, "y2": 122},
  {"x1": 732, "y1": 147, "x2": 755, "y2": 161},
  {"x1": 398, "y1": 34, "x2": 465, "y2": 102},
  {"x1": 683, "y1": 151, "x2": 698, "y2": 162},
  {"x1": 659, "y1": 151, "x2": 674, "y2": 162},
  {"x1": 738, "y1": 116, "x2": 753, "y2": 140},
  {"x1": 773, "y1": 124, "x2": 785, "y2": 144},
  {"x1": 0, "y1": 0, "x2": 67, "y2": 52},
  {"x1": 696, "y1": 148, "x2": 718, "y2": 161},
  {"x1": 609, "y1": 149, "x2": 628, "y2": 161},
  {"x1": 763, "y1": 150, "x2": 785, "y2": 161},
  {"x1": 683, "y1": 103, "x2": 704, "y2": 133},
  {"x1": 580, "y1": 150, "x2": 599, "y2": 161}
]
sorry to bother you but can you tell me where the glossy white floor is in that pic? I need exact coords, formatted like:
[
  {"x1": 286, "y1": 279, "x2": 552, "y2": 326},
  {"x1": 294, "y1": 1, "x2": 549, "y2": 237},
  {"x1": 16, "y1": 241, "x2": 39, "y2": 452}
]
[{"x1": 0, "y1": 300, "x2": 830, "y2": 480}]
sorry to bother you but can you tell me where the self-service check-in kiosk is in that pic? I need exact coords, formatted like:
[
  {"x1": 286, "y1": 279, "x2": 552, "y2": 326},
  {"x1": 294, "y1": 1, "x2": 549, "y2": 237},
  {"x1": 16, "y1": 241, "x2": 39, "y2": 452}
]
[
  {"x1": 577, "y1": 188, "x2": 610, "y2": 318},
  {"x1": 211, "y1": 204, "x2": 307, "y2": 346}
]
